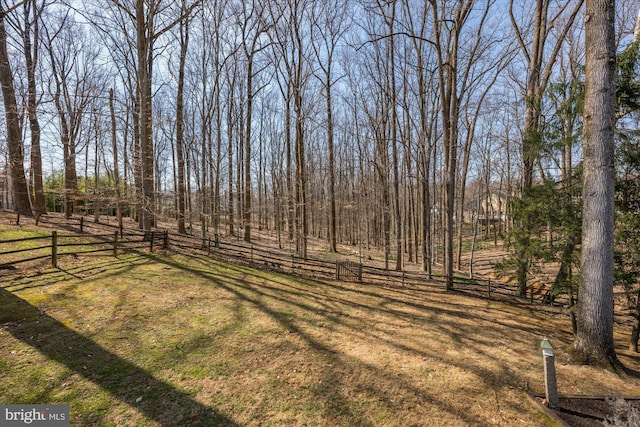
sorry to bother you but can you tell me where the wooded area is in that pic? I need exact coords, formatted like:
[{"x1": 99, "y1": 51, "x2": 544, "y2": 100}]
[{"x1": 1, "y1": 0, "x2": 639, "y2": 368}]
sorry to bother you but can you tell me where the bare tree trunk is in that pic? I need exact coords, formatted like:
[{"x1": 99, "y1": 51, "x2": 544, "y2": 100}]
[
  {"x1": 573, "y1": 0, "x2": 622, "y2": 371},
  {"x1": 0, "y1": 6, "x2": 32, "y2": 216},
  {"x1": 175, "y1": 5, "x2": 189, "y2": 235},
  {"x1": 385, "y1": 3, "x2": 402, "y2": 272},
  {"x1": 326, "y1": 78, "x2": 337, "y2": 252},
  {"x1": 93, "y1": 110, "x2": 100, "y2": 223},
  {"x1": 22, "y1": 0, "x2": 45, "y2": 214},
  {"x1": 292, "y1": 3, "x2": 307, "y2": 259},
  {"x1": 132, "y1": 100, "x2": 143, "y2": 228},
  {"x1": 227, "y1": 73, "x2": 235, "y2": 236},
  {"x1": 109, "y1": 89, "x2": 123, "y2": 234},
  {"x1": 430, "y1": 0, "x2": 474, "y2": 290},
  {"x1": 244, "y1": 60, "x2": 253, "y2": 243},
  {"x1": 136, "y1": 0, "x2": 152, "y2": 231},
  {"x1": 238, "y1": 1, "x2": 273, "y2": 243}
]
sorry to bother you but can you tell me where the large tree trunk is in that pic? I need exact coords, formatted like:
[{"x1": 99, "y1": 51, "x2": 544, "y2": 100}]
[
  {"x1": 136, "y1": 0, "x2": 155, "y2": 232},
  {"x1": 175, "y1": 7, "x2": 188, "y2": 235},
  {"x1": 326, "y1": 72, "x2": 337, "y2": 253},
  {"x1": 226, "y1": 74, "x2": 235, "y2": 237},
  {"x1": 431, "y1": 1, "x2": 462, "y2": 290},
  {"x1": 0, "y1": 7, "x2": 32, "y2": 216},
  {"x1": 22, "y1": 0, "x2": 45, "y2": 215},
  {"x1": 285, "y1": 88, "x2": 294, "y2": 242},
  {"x1": 573, "y1": 0, "x2": 622, "y2": 371},
  {"x1": 244, "y1": 59, "x2": 253, "y2": 243},
  {"x1": 293, "y1": 9, "x2": 307, "y2": 259}
]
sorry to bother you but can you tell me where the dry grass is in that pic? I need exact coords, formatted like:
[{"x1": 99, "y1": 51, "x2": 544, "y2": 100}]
[{"x1": 2, "y1": 245, "x2": 640, "y2": 426}]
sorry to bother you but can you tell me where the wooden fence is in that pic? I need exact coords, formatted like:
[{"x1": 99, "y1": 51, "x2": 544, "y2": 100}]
[
  {"x1": 336, "y1": 260, "x2": 362, "y2": 282},
  {"x1": 0, "y1": 212, "x2": 574, "y2": 312},
  {"x1": 0, "y1": 229, "x2": 168, "y2": 269}
]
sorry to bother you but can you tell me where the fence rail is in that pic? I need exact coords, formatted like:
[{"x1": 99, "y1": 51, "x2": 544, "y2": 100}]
[
  {"x1": 0, "y1": 226, "x2": 169, "y2": 269},
  {"x1": 0, "y1": 213, "x2": 575, "y2": 313},
  {"x1": 337, "y1": 260, "x2": 362, "y2": 282}
]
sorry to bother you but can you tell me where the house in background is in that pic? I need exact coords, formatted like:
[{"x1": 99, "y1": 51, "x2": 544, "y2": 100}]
[{"x1": 462, "y1": 187, "x2": 508, "y2": 226}]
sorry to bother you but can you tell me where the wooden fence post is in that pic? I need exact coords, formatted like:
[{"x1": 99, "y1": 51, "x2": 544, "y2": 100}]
[
  {"x1": 163, "y1": 230, "x2": 168, "y2": 249},
  {"x1": 150, "y1": 231, "x2": 155, "y2": 252},
  {"x1": 16, "y1": 212, "x2": 20, "y2": 225},
  {"x1": 80, "y1": 217, "x2": 84, "y2": 233},
  {"x1": 52, "y1": 231, "x2": 58, "y2": 268},
  {"x1": 113, "y1": 231, "x2": 118, "y2": 257},
  {"x1": 488, "y1": 279, "x2": 492, "y2": 298},
  {"x1": 530, "y1": 285, "x2": 534, "y2": 304}
]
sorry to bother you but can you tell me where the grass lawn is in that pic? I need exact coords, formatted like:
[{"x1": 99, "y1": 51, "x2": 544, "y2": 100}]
[{"x1": 2, "y1": 250, "x2": 640, "y2": 426}]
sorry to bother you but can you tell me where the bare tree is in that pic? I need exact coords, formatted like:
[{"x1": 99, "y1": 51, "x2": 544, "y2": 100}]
[
  {"x1": 573, "y1": 0, "x2": 622, "y2": 371},
  {"x1": 428, "y1": 0, "x2": 477, "y2": 290},
  {"x1": 509, "y1": 0, "x2": 584, "y2": 296},
  {"x1": 109, "y1": 88, "x2": 123, "y2": 233},
  {"x1": 310, "y1": 0, "x2": 350, "y2": 253},
  {"x1": 5, "y1": 0, "x2": 47, "y2": 214},
  {"x1": 0, "y1": 1, "x2": 32, "y2": 216},
  {"x1": 173, "y1": 0, "x2": 191, "y2": 235},
  {"x1": 102, "y1": 0, "x2": 200, "y2": 231},
  {"x1": 235, "y1": 0, "x2": 274, "y2": 243},
  {"x1": 44, "y1": 10, "x2": 103, "y2": 218}
]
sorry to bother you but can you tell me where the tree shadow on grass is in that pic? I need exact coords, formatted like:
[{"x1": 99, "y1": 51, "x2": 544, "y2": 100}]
[
  {"x1": 0, "y1": 287, "x2": 238, "y2": 427},
  {"x1": 151, "y1": 254, "x2": 490, "y2": 425}
]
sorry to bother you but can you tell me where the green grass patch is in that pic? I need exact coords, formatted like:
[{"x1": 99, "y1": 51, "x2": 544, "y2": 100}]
[{"x1": 2, "y1": 251, "x2": 640, "y2": 426}]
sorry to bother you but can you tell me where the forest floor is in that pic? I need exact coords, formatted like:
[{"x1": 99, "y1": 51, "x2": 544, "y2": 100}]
[{"x1": 2, "y1": 213, "x2": 640, "y2": 425}]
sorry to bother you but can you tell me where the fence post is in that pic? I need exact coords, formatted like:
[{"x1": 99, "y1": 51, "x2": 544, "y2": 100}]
[
  {"x1": 35, "y1": 213, "x2": 41, "y2": 226},
  {"x1": 51, "y1": 231, "x2": 58, "y2": 268},
  {"x1": 208, "y1": 237, "x2": 211, "y2": 255},
  {"x1": 16, "y1": 212, "x2": 20, "y2": 225},
  {"x1": 150, "y1": 231, "x2": 155, "y2": 252},
  {"x1": 163, "y1": 230, "x2": 168, "y2": 249},
  {"x1": 251, "y1": 245, "x2": 253, "y2": 264},
  {"x1": 291, "y1": 255, "x2": 295, "y2": 273},
  {"x1": 80, "y1": 217, "x2": 84, "y2": 233},
  {"x1": 488, "y1": 279, "x2": 492, "y2": 298},
  {"x1": 530, "y1": 284, "x2": 534, "y2": 304},
  {"x1": 336, "y1": 261, "x2": 340, "y2": 280},
  {"x1": 113, "y1": 231, "x2": 118, "y2": 257}
]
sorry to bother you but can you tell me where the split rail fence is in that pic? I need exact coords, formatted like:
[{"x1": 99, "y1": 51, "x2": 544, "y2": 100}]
[{"x1": 1, "y1": 212, "x2": 573, "y2": 311}]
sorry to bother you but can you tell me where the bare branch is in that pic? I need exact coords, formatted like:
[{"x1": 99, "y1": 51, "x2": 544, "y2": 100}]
[{"x1": 508, "y1": 0, "x2": 530, "y2": 64}]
